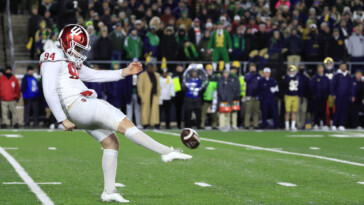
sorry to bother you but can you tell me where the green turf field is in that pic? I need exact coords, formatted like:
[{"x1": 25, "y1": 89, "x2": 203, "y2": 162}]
[{"x1": 1, "y1": 129, "x2": 364, "y2": 204}]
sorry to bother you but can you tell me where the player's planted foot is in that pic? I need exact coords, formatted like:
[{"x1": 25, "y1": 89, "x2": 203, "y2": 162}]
[
  {"x1": 101, "y1": 190, "x2": 129, "y2": 203},
  {"x1": 162, "y1": 147, "x2": 192, "y2": 163}
]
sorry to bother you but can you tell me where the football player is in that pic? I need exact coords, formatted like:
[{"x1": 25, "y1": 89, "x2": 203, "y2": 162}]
[
  {"x1": 40, "y1": 24, "x2": 192, "y2": 203},
  {"x1": 283, "y1": 65, "x2": 299, "y2": 131}
]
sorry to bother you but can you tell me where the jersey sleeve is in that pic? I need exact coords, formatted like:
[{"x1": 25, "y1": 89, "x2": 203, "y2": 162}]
[
  {"x1": 40, "y1": 47, "x2": 65, "y2": 63},
  {"x1": 78, "y1": 64, "x2": 124, "y2": 83},
  {"x1": 40, "y1": 61, "x2": 67, "y2": 123}
]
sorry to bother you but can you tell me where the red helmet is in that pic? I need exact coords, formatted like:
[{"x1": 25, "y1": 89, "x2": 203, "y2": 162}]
[{"x1": 58, "y1": 24, "x2": 90, "y2": 67}]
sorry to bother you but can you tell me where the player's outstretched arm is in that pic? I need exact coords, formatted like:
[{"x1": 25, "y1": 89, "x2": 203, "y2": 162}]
[
  {"x1": 79, "y1": 62, "x2": 143, "y2": 83},
  {"x1": 41, "y1": 62, "x2": 75, "y2": 131}
]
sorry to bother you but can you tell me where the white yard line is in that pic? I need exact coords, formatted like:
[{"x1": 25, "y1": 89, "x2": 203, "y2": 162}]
[
  {"x1": 287, "y1": 135, "x2": 323, "y2": 138},
  {"x1": 48, "y1": 147, "x2": 57, "y2": 150},
  {"x1": 3, "y1": 182, "x2": 61, "y2": 185},
  {"x1": 277, "y1": 182, "x2": 297, "y2": 187},
  {"x1": 0, "y1": 147, "x2": 55, "y2": 205},
  {"x1": 153, "y1": 130, "x2": 364, "y2": 167},
  {"x1": 3, "y1": 147, "x2": 18, "y2": 150},
  {"x1": 194, "y1": 182, "x2": 212, "y2": 187},
  {"x1": 0, "y1": 134, "x2": 23, "y2": 138}
]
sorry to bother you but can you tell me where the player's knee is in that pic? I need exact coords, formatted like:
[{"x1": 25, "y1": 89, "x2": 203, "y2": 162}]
[
  {"x1": 101, "y1": 134, "x2": 119, "y2": 150},
  {"x1": 117, "y1": 118, "x2": 135, "y2": 134}
]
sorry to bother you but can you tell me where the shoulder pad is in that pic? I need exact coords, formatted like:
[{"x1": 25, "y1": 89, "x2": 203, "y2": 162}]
[{"x1": 40, "y1": 47, "x2": 66, "y2": 63}]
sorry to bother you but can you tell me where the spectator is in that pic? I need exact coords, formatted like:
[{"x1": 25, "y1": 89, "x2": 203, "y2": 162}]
[
  {"x1": 28, "y1": 5, "x2": 43, "y2": 59},
  {"x1": 284, "y1": 65, "x2": 299, "y2": 131},
  {"x1": 201, "y1": 64, "x2": 218, "y2": 129},
  {"x1": 176, "y1": 25, "x2": 199, "y2": 61},
  {"x1": 159, "y1": 69, "x2": 175, "y2": 129},
  {"x1": 100, "y1": 7, "x2": 112, "y2": 31},
  {"x1": 331, "y1": 63, "x2": 352, "y2": 131},
  {"x1": 266, "y1": 30, "x2": 284, "y2": 61},
  {"x1": 43, "y1": 32, "x2": 59, "y2": 51},
  {"x1": 34, "y1": 20, "x2": 52, "y2": 56},
  {"x1": 137, "y1": 64, "x2": 161, "y2": 129},
  {"x1": 108, "y1": 23, "x2": 126, "y2": 61},
  {"x1": 124, "y1": 28, "x2": 143, "y2": 61},
  {"x1": 348, "y1": 70, "x2": 363, "y2": 129},
  {"x1": 208, "y1": 22, "x2": 232, "y2": 72},
  {"x1": 244, "y1": 63, "x2": 261, "y2": 129},
  {"x1": 94, "y1": 28, "x2": 113, "y2": 68},
  {"x1": 231, "y1": 26, "x2": 246, "y2": 61},
  {"x1": 285, "y1": 29, "x2": 303, "y2": 68},
  {"x1": 296, "y1": 65, "x2": 310, "y2": 129},
  {"x1": 258, "y1": 68, "x2": 279, "y2": 129},
  {"x1": 160, "y1": 27, "x2": 178, "y2": 62},
  {"x1": 84, "y1": 25, "x2": 98, "y2": 61},
  {"x1": 172, "y1": 65, "x2": 185, "y2": 129},
  {"x1": 228, "y1": 2, "x2": 244, "y2": 21},
  {"x1": 0, "y1": 66, "x2": 21, "y2": 128},
  {"x1": 176, "y1": 10, "x2": 192, "y2": 30},
  {"x1": 184, "y1": 68, "x2": 202, "y2": 129},
  {"x1": 217, "y1": 69, "x2": 239, "y2": 131},
  {"x1": 144, "y1": 26, "x2": 160, "y2": 65},
  {"x1": 329, "y1": 28, "x2": 347, "y2": 62},
  {"x1": 228, "y1": 66, "x2": 242, "y2": 130},
  {"x1": 173, "y1": 1, "x2": 188, "y2": 19},
  {"x1": 198, "y1": 30, "x2": 212, "y2": 61},
  {"x1": 303, "y1": 24, "x2": 322, "y2": 73},
  {"x1": 38, "y1": 0, "x2": 57, "y2": 17},
  {"x1": 311, "y1": 65, "x2": 330, "y2": 130},
  {"x1": 188, "y1": 18, "x2": 202, "y2": 46},
  {"x1": 58, "y1": 0, "x2": 77, "y2": 28},
  {"x1": 105, "y1": 62, "x2": 124, "y2": 110},
  {"x1": 275, "y1": 0, "x2": 290, "y2": 10},
  {"x1": 352, "y1": 7, "x2": 364, "y2": 22},
  {"x1": 346, "y1": 26, "x2": 364, "y2": 73},
  {"x1": 123, "y1": 74, "x2": 143, "y2": 129},
  {"x1": 21, "y1": 66, "x2": 41, "y2": 128},
  {"x1": 231, "y1": 15, "x2": 241, "y2": 34},
  {"x1": 161, "y1": 7, "x2": 175, "y2": 25}
]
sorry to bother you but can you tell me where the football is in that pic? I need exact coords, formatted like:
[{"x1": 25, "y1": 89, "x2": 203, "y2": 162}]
[{"x1": 180, "y1": 128, "x2": 200, "y2": 149}]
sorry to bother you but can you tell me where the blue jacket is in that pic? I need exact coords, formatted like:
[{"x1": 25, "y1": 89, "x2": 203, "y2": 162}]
[
  {"x1": 351, "y1": 76, "x2": 362, "y2": 103},
  {"x1": 217, "y1": 76, "x2": 240, "y2": 103},
  {"x1": 21, "y1": 74, "x2": 40, "y2": 99},
  {"x1": 244, "y1": 72, "x2": 261, "y2": 97},
  {"x1": 185, "y1": 78, "x2": 202, "y2": 99},
  {"x1": 310, "y1": 74, "x2": 330, "y2": 99},
  {"x1": 105, "y1": 80, "x2": 125, "y2": 108},
  {"x1": 298, "y1": 73, "x2": 310, "y2": 98},
  {"x1": 331, "y1": 71, "x2": 352, "y2": 97},
  {"x1": 285, "y1": 35, "x2": 303, "y2": 55},
  {"x1": 258, "y1": 77, "x2": 278, "y2": 101},
  {"x1": 284, "y1": 74, "x2": 299, "y2": 96},
  {"x1": 303, "y1": 32, "x2": 322, "y2": 56}
]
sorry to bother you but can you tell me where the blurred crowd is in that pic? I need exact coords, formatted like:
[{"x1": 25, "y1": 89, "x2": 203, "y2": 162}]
[
  {"x1": 1, "y1": 0, "x2": 364, "y2": 130},
  {"x1": 17, "y1": 0, "x2": 364, "y2": 73},
  {"x1": 0, "y1": 58, "x2": 364, "y2": 131}
]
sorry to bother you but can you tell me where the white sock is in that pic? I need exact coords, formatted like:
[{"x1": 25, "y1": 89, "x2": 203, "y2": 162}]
[
  {"x1": 292, "y1": 121, "x2": 296, "y2": 128},
  {"x1": 285, "y1": 121, "x2": 289, "y2": 129},
  {"x1": 225, "y1": 63, "x2": 230, "y2": 72},
  {"x1": 124, "y1": 127, "x2": 170, "y2": 155},
  {"x1": 212, "y1": 63, "x2": 217, "y2": 72},
  {"x1": 102, "y1": 149, "x2": 118, "y2": 194}
]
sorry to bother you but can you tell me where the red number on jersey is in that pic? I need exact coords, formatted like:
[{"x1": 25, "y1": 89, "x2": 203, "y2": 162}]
[
  {"x1": 68, "y1": 63, "x2": 79, "y2": 79},
  {"x1": 44, "y1": 53, "x2": 55, "y2": 60}
]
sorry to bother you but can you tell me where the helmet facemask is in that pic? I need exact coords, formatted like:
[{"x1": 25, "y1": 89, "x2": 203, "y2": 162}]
[{"x1": 66, "y1": 40, "x2": 90, "y2": 68}]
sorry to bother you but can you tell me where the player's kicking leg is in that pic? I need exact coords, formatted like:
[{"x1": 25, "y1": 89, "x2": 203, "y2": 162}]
[{"x1": 117, "y1": 118, "x2": 192, "y2": 162}]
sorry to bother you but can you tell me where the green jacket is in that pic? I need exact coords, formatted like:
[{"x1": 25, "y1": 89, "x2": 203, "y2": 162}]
[
  {"x1": 239, "y1": 76, "x2": 246, "y2": 97},
  {"x1": 203, "y1": 75, "x2": 218, "y2": 101},
  {"x1": 208, "y1": 30, "x2": 232, "y2": 50},
  {"x1": 124, "y1": 35, "x2": 143, "y2": 59}
]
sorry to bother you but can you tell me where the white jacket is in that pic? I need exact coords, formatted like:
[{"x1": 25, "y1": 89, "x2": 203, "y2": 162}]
[
  {"x1": 346, "y1": 34, "x2": 364, "y2": 57},
  {"x1": 159, "y1": 75, "x2": 175, "y2": 105}
]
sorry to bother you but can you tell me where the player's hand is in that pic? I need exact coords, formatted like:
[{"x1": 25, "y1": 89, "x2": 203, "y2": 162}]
[
  {"x1": 122, "y1": 62, "x2": 143, "y2": 77},
  {"x1": 352, "y1": 97, "x2": 355, "y2": 102},
  {"x1": 332, "y1": 96, "x2": 336, "y2": 100},
  {"x1": 62, "y1": 119, "x2": 75, "y2": 131}
]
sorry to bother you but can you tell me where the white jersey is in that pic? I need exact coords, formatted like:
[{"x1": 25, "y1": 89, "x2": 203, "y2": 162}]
[{"x1": 40, "y1": 47, "x2": 124, "y2": 122}]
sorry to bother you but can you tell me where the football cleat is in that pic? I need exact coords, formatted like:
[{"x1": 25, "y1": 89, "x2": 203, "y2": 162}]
[
  {"x1": 313, "y1": 125, "x2": 319, "y2": 130},
  {"x1": 291, "y1": 126, "x2": 297, "y2": 131},
  {"x1": 338, "y1": 126, "x2": 346, "y2": 131},
  {"x1": 101, "y1": 190, "x2": 129, "y2": 203},
  {"x1": 331, "y1": 126, "x2": 337, "y2": 131},
  {"x1": 322, "y1": 125, "x2": 329, "y2": 131},
  {"x1": 162, "y1": 147, "x2": 192, "y2": 163}
]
